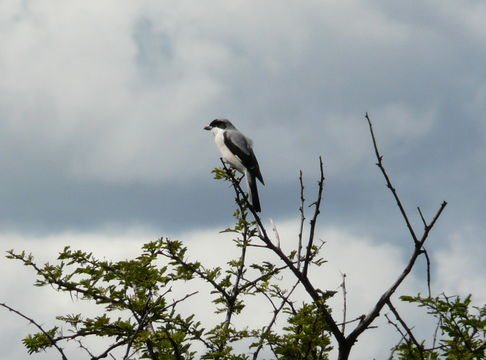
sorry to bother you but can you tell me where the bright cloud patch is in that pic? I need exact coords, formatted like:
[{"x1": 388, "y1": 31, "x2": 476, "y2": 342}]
[
  {"x1": 1, "y1": 219, "x2": 482, "y2": 359},
  {"x1": 0, "y1": 0, "x2": 480, "y2": 184}
]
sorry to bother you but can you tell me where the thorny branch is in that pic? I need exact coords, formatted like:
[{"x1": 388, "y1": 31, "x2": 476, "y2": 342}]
[
  {"x1": 303, "y1": 156, "x2": 325, "y2": 278},
  {"x1": 298, "y1": 170, "x2": 306, "y2": 271},
  {"x1": 222, "y1": 113, "x2": 447, "y2": 359},
  {"x1": 221, "y1": 160, "x2": 346, "y2": 346},
  {"x1": 252, "y1": 281, "x2": 300, "y2": 360},
  {"x1": 385, "y1": 314, "x2": 409, "y2": 347},
  {"x1": 345, "y1": 114, "x2": 447, "y2": 351},
  {"x1": 225, "y1": 184, "x2": 251, "y2": 327},
  {"x1": 386, "y1": 299, "x2": 424, "y2": 359},
  {"x1": 0, "y1": 302, "x2": 68, "y2": 360},
  {"x1": 365, "y1": 113, "x2": 421, "y2": 246},
  {"x1": 77, "y1": 339, "x2": 96, "y2": 358},
  {"x1": 3, "y1": 113, "x2": 449, "y2": 360}
]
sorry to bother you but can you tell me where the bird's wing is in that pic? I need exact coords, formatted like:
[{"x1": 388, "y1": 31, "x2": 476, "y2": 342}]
[{"x1": 224, "y1": 130, "x2": 264, "y2": 185}]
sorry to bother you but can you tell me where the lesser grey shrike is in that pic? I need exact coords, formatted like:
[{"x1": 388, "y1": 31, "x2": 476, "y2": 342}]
[{"x1": 204, "y1": 119, "x2": 264, "y2": 212}]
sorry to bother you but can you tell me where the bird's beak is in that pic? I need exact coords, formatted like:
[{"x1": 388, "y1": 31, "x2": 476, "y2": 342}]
[{"x1": 204, "y1": 126, "x2": 212, "y2": 131}]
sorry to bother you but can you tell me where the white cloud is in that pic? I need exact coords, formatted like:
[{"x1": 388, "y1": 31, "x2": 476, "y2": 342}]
[
  {"x1": 0, "y1": 0, "x2": 477, "y2": 185},
  {"x1": 2, "y1": 219, "x2": 482, "y2": 359},
  {"x1": 0, "y1": 2, "x2": 484, "y2": 357},
  {"x1": 434, "y1": 226, "x2": 486, "y2": 305}
]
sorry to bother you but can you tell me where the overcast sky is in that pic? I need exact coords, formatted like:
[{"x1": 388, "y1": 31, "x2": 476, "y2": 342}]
[{"x1": 1, "y1": 1, "x2": 485, "y2": 359}]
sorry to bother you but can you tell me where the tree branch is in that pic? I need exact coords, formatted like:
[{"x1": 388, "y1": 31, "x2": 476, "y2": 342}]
[
  {"x1": 91, "y1": 340, "x2": 128, "y2": 360},
  {"x1": 252, "y1": 281, "x2": 300, "y2": 359},
  {"x1": 221, "y1": 161, "x2": 346, "y2": 346},
  {"x1": 422, "y1": 248, "x2": 432, "y2": 298},
  {"x1": 365, "y1": 112, "x2": 420, "y2": 246},
  {"x1": 298, "y1": 170, "x2": 306, "y2": 271},
  {"x1": 0, "y1": 302, "x2": 68, "y2": 360},
  {"x1": 303, "y1": 156, "x2": 325, "y2": 278},
  {"x1": 341, "y1": 273, "x2": 348, "y2": 334},
  {"x1": 386, "y1": 299, "x2": 424, "y2": 360},
  {"x1": 345, "y1": 114, "x2": 447, "y2": 350}
]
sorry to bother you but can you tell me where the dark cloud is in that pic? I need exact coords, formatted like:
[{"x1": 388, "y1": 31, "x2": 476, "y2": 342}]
[
  {"x1": 2, "y1": 3, "x2": 486, "y2": 360},
  {"x1": 0, "y1": 0, "x2": 483, "y2": 299}
]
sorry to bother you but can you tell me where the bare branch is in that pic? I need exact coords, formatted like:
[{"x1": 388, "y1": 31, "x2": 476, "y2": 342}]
[
  {"x1": 386, "y1": 300, "x2": 424, "y2": 360},
  {"x1": 337, "y1": 315, "x2": 366, "y2": 328},
  {"x1": 385, "y1": 313, "x2": 408, "y2": 344},
  {"x1": 91, "y1": 339, "x2": 129, "y2": 360},
  {"x1": 0, "y1": 302, "x2": 68, "y2": 360},
  {"x1": 343, "y1": 114, "x2": 447, "y2": 354},
  {"x1": 225, "y1": 178, "x2": 252, "y2": 328},
  {"x1": 430, "y1": 315, "x2": 442, "y2": 359},
  {"x1": 422, "y1": 248, "x2": 432, "y2": 298},
  {"x1": 77, "y1": 339, "x2": 96, "y2": 358},
  {"x1": 298, "y1": 170, "x2": 306, "y2": 271},
  {"x1": 220, "y1": 160, "x2": 345, "y2": 345},
  {"x1": 347, "y1": 198, "x2": 447, "y2": 346},
  {"x1": 340, "y1": 273, "x2": 348, "y2": 334},
  {"x1": 365, "y1": 112, "x2": 419, "y2": 246},
  {"x1": 164, "y1": 291, "x2": 199, "y2": 312},
  {"x1": 303, "y1": 156, "x2": 325, "y2": 278},
  {"x1": 417, "y1": 206, "x2": 427, "y2": 228},
  {"x1": 252, "y1": 281, "x2": 300, "y2": 359}
]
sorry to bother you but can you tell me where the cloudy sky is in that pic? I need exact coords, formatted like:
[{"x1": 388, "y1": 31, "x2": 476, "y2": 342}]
[{"x1": 1, "y1": 1, "x2": 485, "y2": 359}]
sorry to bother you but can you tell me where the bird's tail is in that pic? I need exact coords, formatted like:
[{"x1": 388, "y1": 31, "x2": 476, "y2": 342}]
[{"x1": 246, "y1": 172, "x2": 261, "y2": 212}]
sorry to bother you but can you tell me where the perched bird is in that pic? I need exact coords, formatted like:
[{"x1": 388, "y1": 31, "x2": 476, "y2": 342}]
[{"x1": 204, "y1": 119, "x2": 264, "y2": 212}]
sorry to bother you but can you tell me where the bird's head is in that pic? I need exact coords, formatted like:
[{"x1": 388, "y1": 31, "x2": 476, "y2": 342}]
[{"x1": 204, "y1": 119, "x2": 235, "y2": 131}]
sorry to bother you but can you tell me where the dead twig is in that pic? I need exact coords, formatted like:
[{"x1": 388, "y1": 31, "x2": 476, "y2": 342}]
[
  {"x1": 298, "y1": 170, "x2": 306, "y2": 270},
  {"x1": 303, "y1": 156, "x2": 325, "y2": 278},
  {"x1": 341, "y1": 273, "x2": 348, "y2": 334}
]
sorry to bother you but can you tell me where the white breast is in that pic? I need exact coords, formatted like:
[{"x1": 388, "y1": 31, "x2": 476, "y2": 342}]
[{"x1": 214, "y1": 130, "x2": 245, "y2": 174}]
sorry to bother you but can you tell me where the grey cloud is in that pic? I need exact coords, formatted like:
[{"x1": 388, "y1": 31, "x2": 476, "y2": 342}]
[{"x1": 0, "y1": 0, "x2": 483, "y2": 274}]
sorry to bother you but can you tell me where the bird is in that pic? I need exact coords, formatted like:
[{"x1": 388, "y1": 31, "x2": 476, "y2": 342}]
[{"x1": 204, "y1": 119, "x2": 264, "y2": 212}]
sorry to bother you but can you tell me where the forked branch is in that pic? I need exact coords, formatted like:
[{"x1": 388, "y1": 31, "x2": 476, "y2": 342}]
[
  {"x1": 220, "y1": 113, "x2": 447, "y2": 360},
  {"x1": 220, "y1": 160, "x2": 346, "y2": 345},
  {"x1": 0, "y1": 302, "x2": 68, "y2": 360},
  {"x1": 344, "y1": 114, "x2": 447, "y2": 353}
]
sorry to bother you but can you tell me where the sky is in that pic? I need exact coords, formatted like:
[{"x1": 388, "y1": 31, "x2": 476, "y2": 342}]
[{"x1": 0, "y1": 0, "x2": 485, "y2": 359}]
